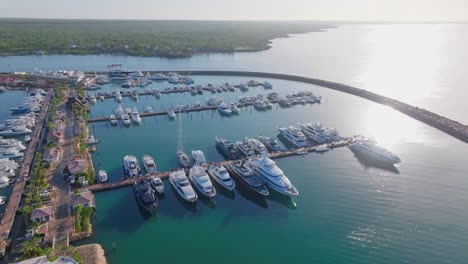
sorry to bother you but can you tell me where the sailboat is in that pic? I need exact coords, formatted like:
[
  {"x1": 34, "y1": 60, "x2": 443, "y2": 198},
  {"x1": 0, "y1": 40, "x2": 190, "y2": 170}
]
[{"x1": 176, "y1": 109, "x2": 192, "y2": 168}]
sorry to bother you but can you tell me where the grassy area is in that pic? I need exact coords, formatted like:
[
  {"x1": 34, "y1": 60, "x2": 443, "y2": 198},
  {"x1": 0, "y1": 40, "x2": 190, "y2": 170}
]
[
  {"x1": 0, "y1": 19, "x2": 332, "y2": 57},
  {"x1": 74, "y1": 205, "x2": 94, "y2": 233}
]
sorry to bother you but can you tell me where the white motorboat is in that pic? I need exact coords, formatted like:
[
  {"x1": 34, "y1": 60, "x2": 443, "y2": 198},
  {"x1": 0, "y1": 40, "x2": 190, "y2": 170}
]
[
  {"x1": 0, "y1": 126, "x2": 32, "y2": 137},
  {"x1": 258, "y1": 135, "x2": 281, "y2": 152},
  {"x1": 142, "y1": 155, "x2": 158, "y2": 175},
  {"x1": 315, "y1": 145, "x2": 330, "y2": 153},
  {"x1": 207, "y1": 164, "x2": 235, "y2": 191},
  {"x1": 98, "y1": 170, "x2": 108, "y2": 183},
  {"x1": 245, "y1": 137, "x2": 268, "y2": 155},
  {"x1": 278, "y1": 126, "x2": 308, "y2": 148},
  {"x1": 167, "y1": 109, "x2": 176, "y2": 119},
  {"x1": 191, "y1": 150, "x2": 207, "y2": 166},
  {"x1": 169, "y1": 169, "x2": 197, "y2": 203},
  {"x1": 131, "y1": 107, "x2": 142, "y2": 124},
  {"x1": 263, "y1": 81, "x2": 273, "y2": 89},
  {"x1": 122, "y1": 115, "x2": 131, "y2": 126},
  {"x1": 236, "y1": 140, "x2": 256, "y2": 157},
  {"x1": 0, "y1": 139, "x2": 26, "y2": 152},
  {"x1": 86, "y1": 135, "x2": 100, "y2": 145},
  {"x1": 176, "y1": 110, "x2": 191, "y2": 167},
  {"x1": 298, "y1": 122, "x2": 341, "y2": 144},
  {"x1": 189, "y1": 165, "x2": 216, "y2": 198},
  {"x1": 115, "y1": 91, "x2": 123, "y2": 103},
  {"x1": 0, "y1": 196, "x2": 6, "y2": 205},
  {"x1": 89, "y1": 94, "x2": 97, "y2": 104},
  {"x1": 229, "y1": 103, "x2": 240, "y2": 114},
  {"x1": 217, "y1": 103, "x2": 232, "y2": 116},
  {"x1": 246, "y1": 153, "x2": 299, "y2": 196},
  {"x1": 109, "y1": 115, "x2": 117, "y2": 125},
  {"x1": 123, "y1": 155, "x2": 140, "y2": 178},
  {"x1": 115, "y1": 104, "x2": 124, "y2": 117},
  {"x1": 150, "y1": 177, "x2": 165, "y2": 194},
  {"x1": 0, "y1": 148, "x2": 24, "y2": 159},
  {"x1": 0, "y1": 176, "x2": 9, "y2": 188},
  {"x1": 349, "y1": 138, "x2": 401, "y2": 165}
]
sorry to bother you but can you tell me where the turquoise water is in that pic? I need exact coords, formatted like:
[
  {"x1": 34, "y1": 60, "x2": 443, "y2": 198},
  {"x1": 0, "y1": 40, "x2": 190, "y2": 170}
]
[{"x1": 78, "y1": 76, "x2": 468, "y2": 264}]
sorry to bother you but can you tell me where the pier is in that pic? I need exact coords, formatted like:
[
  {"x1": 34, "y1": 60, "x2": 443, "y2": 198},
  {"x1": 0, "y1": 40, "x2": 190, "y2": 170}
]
[
  {"x1": 82, "y1": 139, "x2": 351, "y2": 193},
  {"x1": 83, "y1": 70, "x2": 468, "y2": 143},
  {"x1": 0, "y1": 91, "x2": 53, "y2": 256}
]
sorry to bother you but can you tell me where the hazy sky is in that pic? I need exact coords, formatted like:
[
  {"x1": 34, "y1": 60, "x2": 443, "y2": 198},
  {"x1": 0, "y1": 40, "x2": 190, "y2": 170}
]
[{"x1": 0, "y1": 0, "x2": 467, "y2": 21}]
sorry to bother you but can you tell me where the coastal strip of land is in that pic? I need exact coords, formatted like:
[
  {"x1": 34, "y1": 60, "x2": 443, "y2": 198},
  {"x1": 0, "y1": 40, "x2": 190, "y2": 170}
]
[{"x1": 85, "y1": 70, "x2": 468, "y2": 144}]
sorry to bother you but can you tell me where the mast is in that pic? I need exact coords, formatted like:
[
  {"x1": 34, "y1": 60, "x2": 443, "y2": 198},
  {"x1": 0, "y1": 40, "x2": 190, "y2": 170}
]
[{"x1": 177, "y1": 109, "x2": 183, "y2": 152}]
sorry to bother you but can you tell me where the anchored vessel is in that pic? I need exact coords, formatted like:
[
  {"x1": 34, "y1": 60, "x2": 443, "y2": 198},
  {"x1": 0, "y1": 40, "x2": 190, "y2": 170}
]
[
  {"x1": 123, "y1": 155, "x2": 140, "y2": 178},
  {"x1": 246, "y1": 137, "x2": 268, "y2": 155},
  {"x1": 215, "y1": 137, "x2": 241, "y2": 160},
  {"x1": 132, "y1": 107, "x2": 142, "y2": 124},
  {"x1": 349, "y1": 138, "x2": 401, "y2": 165},
  {"x1": 142, "y1": 155, "x2": 158, "y2": 175},
  {"x1": 236, "y1": 140, "x2": 256, "y2": 157},
  {"x1": 133, "y1": 180, "x2": 158, "y2": 214},
  {"x1": 176, "y1": 110, "x2": 192, "y2": 168},
  {"x1": 98, "y1": 170, "x2": 108, "y2": 183},
  {"x1": 191, "y1": 150, "x2": 207, "y2": 166},
  {"x1": 217, "y1": 102, "x2": 232, "y2": 116},
  {"x1": 150, "y1": 177, "x2": 165, "y2": 195},
  {"x1": 278, "y1": 126, "x2": 308, "y2": 148},
  {"x1": 258, "y1": 135, "x2": 281, "y2": 152},
  {"x1": 169, "y1": 169, "x2": 198, "y2": 203},
  {"x1": 298, "y1": 122, "x2": 341, "y2": 143},
  {"x1": 207, "y1": 164, "x2": 236, "y2": 191},
  {"x1": 246, "y1": 153, "x2": 299, "y2": 197},
  {"x1": 189, "y1": 165, "x2": 216, "y2": 198},
  {"x1": 228, "y1": 161, "x2": 269, "y2": 196}
]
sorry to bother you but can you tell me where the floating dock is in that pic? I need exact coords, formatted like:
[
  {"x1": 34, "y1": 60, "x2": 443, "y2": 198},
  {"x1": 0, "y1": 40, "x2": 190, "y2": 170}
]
[{"x1": 81, "y1": 139, "x2": 351, "y2": 193}]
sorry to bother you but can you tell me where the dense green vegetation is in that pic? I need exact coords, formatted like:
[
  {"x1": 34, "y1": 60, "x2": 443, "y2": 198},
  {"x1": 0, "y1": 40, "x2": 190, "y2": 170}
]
[
  {"x1": 0, "y1": 19, "x2": 332, "y2": 57},
  {"x1": 74, "y1": 205, "x2": 94, "y2": 233}
]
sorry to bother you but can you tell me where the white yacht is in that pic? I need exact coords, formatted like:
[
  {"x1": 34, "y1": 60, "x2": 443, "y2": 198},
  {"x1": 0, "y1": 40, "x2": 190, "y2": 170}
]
[
  {"x1": 131, "y1": 107, "x2": 142, "y2": 124},
  {"x1": 207, "y1": 164, "x2": 235, "y2": 191},
  {"x1": 0, "y1": 139, "x2": 26, "y2": 152},
  {"x1": 89, "y1": 94, "x2": 97, "y2": 104},
  {"x1": 217, "y1": 102, "x2": 232, "y2": 116},
  {"x1": 98, "y1": 170, "x2": 108, "y2": 183},
  {"x1": 150, "y1": 177, "x2": 165, "y2": 194},
  {"x1": 0, "y1": 148, "x2": 24, "y2": 159},
  {"x1": 0, "y1": 176, "x2": 9, "y2": 188},
  {"x1": 229, "y1": 103, "x2": 240, "y2": 114},
  {"x1": 122, "y1": 115, "x2": 131, "y2": 126},
  {"x1": 315, "y1": 145, "x2": 330, "y2": 153},
  {"x1": 246, "y1": 153, "x2": 299, "y2": 196},
  {"x1": 115, "y1": 91, "x2": 123, "y2": 103},
  {"x1": 191, "y1": 150, "x2": 207, "y2": 166},
  {"x1": 299, "y1": 122, "x2": 341, "y2": 143},
  {"x1": 349, "y1": 138, "x2": 401, "y2": 165},
  {"x1": 278, "y1": 126, "x2": 308, "y2": 148},
  {"x1": 176, "y1": 110, "x2": 191, "y2": 167},
  {"x1": 142, "y1": 155, "x2": 158, "y2": 175},
  {"x1": 245, "y1": 137, "x2": 268, "y2": 155},
  {"x1": 115, "y1": 104, "x2": 124, "y2": 117},
  {"x1": 263, "y1": 81, "x2": 273, "y2": 89},
  {"x1": 258, "y1": 135, "x2": 281, "y2": 152},
  {"x1": 167, "y1": 109, "x2": 176, "y2": 119},
  {"x1": 189, "y1": 165, "x2": 216, "y2": 198},
  {"x1": 236, "y1": 140, "x2": 256, "y2": 157},
  {"x1": 109, "y1": 115, "x2": 117, "y2": 126},
  {"x1": 169, "y1": 169, "x2": 197, "y2": 203},
  {"x1": 125, "y1": 108, "x2": 132, "y2": 116},
  {"x1": 0, "y1": 126, "x2": 32, "y2": 137},
  {"x1": 123, "y1": 155, "x2": 140, "y2": 178}
]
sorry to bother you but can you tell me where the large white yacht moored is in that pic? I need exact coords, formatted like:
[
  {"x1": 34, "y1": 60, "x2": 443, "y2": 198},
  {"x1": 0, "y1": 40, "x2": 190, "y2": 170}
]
[
  {"x1": 246, "y1": 153, "x2": 299, "y2": 197},
  {"x1": 131, "y1": 107, "x2": 142, "y2": 124},
  {"x1": 169, "y1": 169, "x2": 197, "y2": 203},
  {"x1": 189, "y1": 165, "x2": 216, "y2": 198},
  {"x1": 98, "y1": 170, "x2": 108, "y2": 183},
  {"x1": 245, "y1": 137, "x2": 268, "y2": 155},
  {"x1": 207, "y1": 164, "x2": 236, "y2": 191},
  {"x1": 298, "y1": 122, "x2": 341, "y2": 143},
  {"x1": 349, "y1": 138, "x2": 401, "y2": 165},
  {"x1": 142, "y1": 155, "x2": 158, "y2": 175},
  {"x1": 278, "y1": 126, "x2": 308, "y2": 148},
  {"x1": 191, "y1": 150, "x2": 207, "y2": 166},
  {"x1": 123, "y1": 155, "x2": 140, "y2": 178}
]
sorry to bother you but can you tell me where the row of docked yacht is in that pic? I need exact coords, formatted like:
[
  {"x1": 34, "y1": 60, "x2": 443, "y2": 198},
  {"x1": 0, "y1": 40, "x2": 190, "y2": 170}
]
[
  {"x1": 10, "y1": 93, "x2": 44, "y2": 114},
  {"x1": 278, "y1": 122, "x2": 341, "y2": 148},
  {"x1": 123, "y1": 154, "x2": 162, "y2": 178},
  {"x1": 216, "y1": 136, "x2": 281, "y2": 160}
]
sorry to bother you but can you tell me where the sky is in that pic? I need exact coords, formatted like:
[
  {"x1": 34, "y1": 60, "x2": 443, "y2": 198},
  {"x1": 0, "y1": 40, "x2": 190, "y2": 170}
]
[{"x1": 0, "y1": 0, "x2": 467, "y2": 21}]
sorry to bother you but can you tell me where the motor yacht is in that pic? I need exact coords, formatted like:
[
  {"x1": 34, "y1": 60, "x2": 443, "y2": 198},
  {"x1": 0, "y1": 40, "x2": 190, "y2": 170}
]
[
  {"x1": 236, "y1": 140, "x2": 256, "y2": 157},
  {"x1": 239, "y1": 83, "x2": 248, "y2": 91},
  {"x1": 115, "y1": 105, "x2": 124, "y2": 117},
  {"x1": 215, "y1": 137, "x2": 241, "y2": 160},
  {"x1": 191, "y1": 150, "x2": 207, "y2": 166},
  {"x1": 150, "y1": 177, "x2": 165, "y2": 195},
  {"x1": 246, "y1": 153, "x2": 299, "y2": 196},
  {"x1": 177, "y1": 151, "x2": 192, "y2": 168},
  {"x1": 147, "y1": 73, "x2": 168, "y2": 81},
  {"x1": 109, "y1": 115, "x2": 117, "y2": 126},
  {"x1": 123, "y1": 155, "x2": 140, "y2": 178},
  {"x1": 189, "y1": 165, "x2": 216, "y2": 198},
  {"x1": 0, "y1": 196, "x2": 6, "y2": 205},
  {"x1": 229, "y1": 103, "x2": 240, "y2": 114},
  {"x1": 169, "y1": 169, "x2": 197, "y2": 203},
  {"x1": 122, "y1": 115, "x2": 131, "y2": 126},
  {"x1": 217, "y1": 103, "x2": 232, "y2": 116},
  {"x1": 299, "y1": 122, "x2": 341, "y2": 144},
  {"x1": 10, "y1": 106, "x2": 31, "y2": 114},
  {"x1": 263, "y1": 81, "x2": 273, "y2": 89},
  {"x1": 0, "y1": 148, "x2": 24, "y2": 159},
  {"x1": 0, "y1": 139, "x2": 26, "y2": 152},
  {"x1": 98, "y1": 170, "x2": 108, "y2": 183},
  {"x1": 349, "y1": 138, "x2": 401, "y2": 165},
  {"x1": 115, "y1": 91, "x2": 123, "y2": 103},
  {"x1": 257, "y1": 135, "x2": 281, "y2": 152},
  {"x1": 131, "y1": 107, "x2": 142, "y2": 124},
  {"x1": 167, "y1": 109, "x2": 176, "y2": 119},
  {"x1": 142, "y1": 155, "x2": 158, "y2": 175},
  {"x1": 245, "y1": 137, "x2": 268, "y2": 155},
  {"x1": 0, "y1": 126, "x2": 32, "y2": 137},
  {"x1": 133, "y1": 180, "x2": 158, "y2": 214},
  {"x1": 207, "y1": 164, "x2": 235, "y2": 191},
  {"x1": 0, "y1": 176, "x2": 9, "y2": 188},
  {"x1": 278, "y1": 126, "x2": 308, "y2": 148},
  {"x1": 228, "y1": 161, "x2": 268, "y2": 196},
  {"x1": 89, "y1": 94, "x2": 97, "y2": 104},
  {"x1": 315, "y1": 145, "x2": 330, "y2": 153}
]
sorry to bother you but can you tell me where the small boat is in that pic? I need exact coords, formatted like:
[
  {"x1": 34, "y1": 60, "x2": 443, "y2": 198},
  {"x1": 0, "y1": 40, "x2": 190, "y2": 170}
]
[
  {"x1": 191, "y1": 150, "x2": 207, "y2": 166},
  {"x1": 142, "y1": 155, "x2": 158, "y2": 174},
  {"x1": 109, "y1": 115, "x2": 117, "y2": 126},
  {"x1": 123, "y1": 155, "x2": 140, "y2": 178},
  {"x1": 144, "y1": 106, "x2": 154, "y2": 113},
  {"x1": 177, "y1": 150, "x2": 192, "y2": 168},
  {"x1": 229, "y1": 103, "x2": 240, "y2": 114},
  {"x1": 98, "y1": 170, "x2": 108, "y2": 183},
  {"x1": 189, "y1": 165, "x2": 216, "y2": 198},
  {"x1": 167, "y1": 109, "x2": 176, "y2": 119},
  {"x1": 115, "y1": 92, "x2": 123, "y2": 103},
  {"x1": 125, "y1": 108, "x2": 132, "y2": 116},
  {"x1": 150, "y1": 177, "x2": 165, "y2": 195},
  {"x1": 228, "y1": 161, "x2": 268, "y2": 196},
  {"x1": 169, "y1": 169, "x2": 197, "y2": 203},
  {"x1": 115, "y1": 105, "x2": 124, "y2": 117},
  {"x1": 315, "y1": 145, "x2": 330, "y2": 153},
  {"x1": 296, "y1": 149, "x2": 308, "y2": 156},
  {"x1": 133, "y1": 180, "x2": 158, "y2": 214},
  {"x1": 263, "y1": 81, "x2": 273, "y2": 89},
  {"x1": 0, "y1": 196, "x2": 6, "y2": 205},
  {"x1": 207, "y1": 164, "x2": 235, "y2": 191},
  {"x1": 89, "y1": 94, "x2": 97, "y2": 104},
  {"x1": 122, "y1": 115, "x2": 131, "y2": 126},
  {"x1": 131, "y1": 107, "x2": 142, "y2": 124},
  {"x1": 86, "y1": 135, "x2": 100, "y2": 145},
  {"x1": 217, "y1": 103, "x2": 232, "y2": 116}
]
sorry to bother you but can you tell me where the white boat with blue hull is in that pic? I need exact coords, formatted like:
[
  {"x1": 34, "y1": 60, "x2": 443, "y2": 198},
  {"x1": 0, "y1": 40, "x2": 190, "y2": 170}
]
[
  {"x1": 189, "y1": 165, "x2": 216, "y2": 198},
  {"x1": 207, "y1": 164, "x2": 236, "y2": 191},
  {"x1": 169, "y1": 169, "x2": 197, "y2": 203},
  {"x1": 246, "y1": 153, "x2": 299, "y2": 197}
]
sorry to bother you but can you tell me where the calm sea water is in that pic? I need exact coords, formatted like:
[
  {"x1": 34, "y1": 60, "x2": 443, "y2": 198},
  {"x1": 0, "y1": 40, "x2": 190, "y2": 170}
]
[{"x1": 0, "y1": 24, "x2": 467, "y2": 263}]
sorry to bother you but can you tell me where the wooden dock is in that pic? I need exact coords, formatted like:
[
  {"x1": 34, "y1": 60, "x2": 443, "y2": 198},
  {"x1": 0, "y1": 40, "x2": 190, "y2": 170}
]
[
  {"x1": 82, "y1": 139, "x2": 352, "y2": 193},
  {"x1": 0, "y1": 92, "x2": 53, "y2": 256}
]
